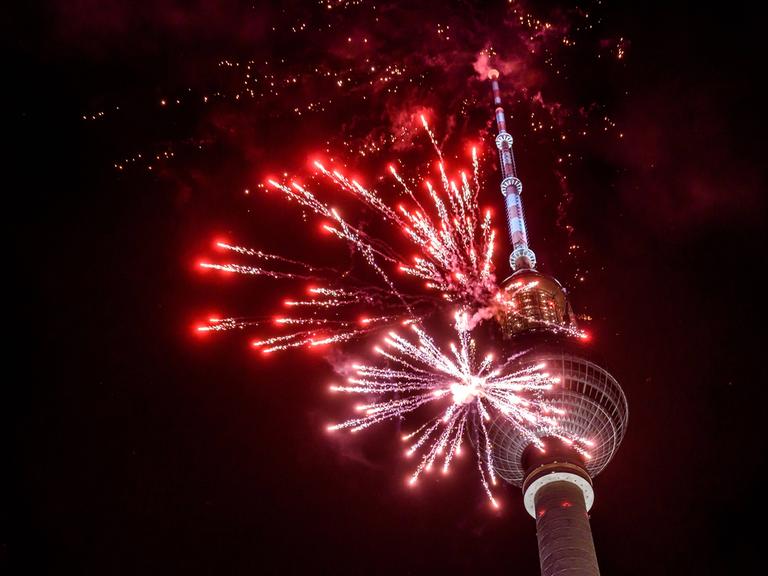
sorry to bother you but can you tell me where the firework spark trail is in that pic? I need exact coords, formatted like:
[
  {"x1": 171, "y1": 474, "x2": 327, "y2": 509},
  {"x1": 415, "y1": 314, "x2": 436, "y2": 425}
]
[
  {"x1": 216, "y1": 242, "x2": 319, "y2": 267},
  {"x1": 254, "y1": 329, "x2": 364, "y2": 353},
  {"x1": 314, "y1": 161, "x2": 402, "y2": 225},
  {"x1": 195, "y1": 317, "x2": 261, "y2": 333},
  {"x1": 326, "y1": 312, "x2": 593, "y2": 506},
  {"x1": 420, "y1": 114, "x2": 443, "y2": 161},
  {"x1": 199, "y1": 241, "x2": 336, "y2": 280},
  {"x1": 251, "y1": 313, "x2": 412, "y2": 353},
  {"x1": 389, "y1": 164, "x2": 427, "y2": 214},
  {"x1": 198, "y1": 262, "x2": 309, "y2": 279},
  {"x1": 264, "y1": 178, "x2": 414, "y2": 314}
]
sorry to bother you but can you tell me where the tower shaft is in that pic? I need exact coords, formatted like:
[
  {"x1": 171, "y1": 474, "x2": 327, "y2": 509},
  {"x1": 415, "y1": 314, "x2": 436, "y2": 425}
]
[
  {"x1": 534, "y1": 481, "x2": 601, "y2": 576},
  {"x1": 488, "y1": 70, "x2": 536, "y2": 271}
]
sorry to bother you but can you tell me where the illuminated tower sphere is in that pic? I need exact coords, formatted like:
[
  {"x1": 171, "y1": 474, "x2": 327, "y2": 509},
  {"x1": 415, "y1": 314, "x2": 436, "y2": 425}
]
[{"x1": 486, "y1": 69, "x2": 628, "y2": 576}]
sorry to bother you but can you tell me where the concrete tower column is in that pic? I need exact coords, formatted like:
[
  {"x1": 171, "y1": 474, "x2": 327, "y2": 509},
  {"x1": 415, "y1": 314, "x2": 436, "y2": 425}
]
[
  {"x1": 522, "y1": 456, "x2": 600, "y2": 576},
  {"x1": 533, "y1": 480, "x2": 600, "y2": 576}
]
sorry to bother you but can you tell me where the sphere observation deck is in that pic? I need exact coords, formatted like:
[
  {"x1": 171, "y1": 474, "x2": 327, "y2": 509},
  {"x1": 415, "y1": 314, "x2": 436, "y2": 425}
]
[
  {"x1": 489, "y1": 271, "x2": 629, "y2": 486},
  {"x1": 488, "y1": 350, "x2": 628, "y2": 486}
]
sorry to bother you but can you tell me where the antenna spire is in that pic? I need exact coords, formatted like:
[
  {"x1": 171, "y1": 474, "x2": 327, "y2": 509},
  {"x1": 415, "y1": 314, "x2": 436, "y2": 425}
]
[{"x1": 488, "y1": 69, "x2": 536, "y2": 271}]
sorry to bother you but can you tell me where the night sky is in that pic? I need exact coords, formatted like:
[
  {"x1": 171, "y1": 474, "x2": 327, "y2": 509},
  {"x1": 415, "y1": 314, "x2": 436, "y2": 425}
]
[{"x1": 13, "y1": 1, "x2": 767, "y2": 574}]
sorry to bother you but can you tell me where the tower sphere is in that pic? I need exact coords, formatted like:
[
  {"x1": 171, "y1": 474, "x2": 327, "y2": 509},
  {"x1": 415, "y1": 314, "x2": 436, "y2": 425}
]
[{"x1": 488, "y1": 346, "x2": 628, "y2": 487}]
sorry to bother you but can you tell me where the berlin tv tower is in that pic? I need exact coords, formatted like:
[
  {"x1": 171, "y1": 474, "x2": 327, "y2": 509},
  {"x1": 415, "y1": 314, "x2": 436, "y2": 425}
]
[{"x1": 487, "y1": 69, "x2": 629, "y2": 576}]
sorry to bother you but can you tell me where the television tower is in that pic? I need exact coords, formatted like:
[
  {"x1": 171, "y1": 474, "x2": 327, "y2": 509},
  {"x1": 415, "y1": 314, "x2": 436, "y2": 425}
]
[{"x1": 486, "y1": 69, "x2": 628, "y2": 576}]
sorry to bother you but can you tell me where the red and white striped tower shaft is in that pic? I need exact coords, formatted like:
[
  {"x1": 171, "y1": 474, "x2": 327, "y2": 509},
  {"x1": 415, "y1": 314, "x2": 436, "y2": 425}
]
[{"x1": 488, "y1": 69, "x2": 536, "y2": 272}]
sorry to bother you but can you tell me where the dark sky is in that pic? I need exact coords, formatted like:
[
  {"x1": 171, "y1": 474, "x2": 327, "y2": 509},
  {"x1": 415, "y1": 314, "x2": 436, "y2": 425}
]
[{"x1": 13, "y1": 1, "x2": 767, "y2": 574}]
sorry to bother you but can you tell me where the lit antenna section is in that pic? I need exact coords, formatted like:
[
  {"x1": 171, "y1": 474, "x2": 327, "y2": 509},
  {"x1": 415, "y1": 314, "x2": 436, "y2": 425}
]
[{"x1": 489, "y1": 69, "x2": 536, "y2": 272}]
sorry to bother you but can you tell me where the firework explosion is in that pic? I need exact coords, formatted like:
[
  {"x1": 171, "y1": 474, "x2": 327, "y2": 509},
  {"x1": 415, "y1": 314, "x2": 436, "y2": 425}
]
[
  {"x1": 197, "y1": 116, "x2": 504, "y2": 352},
  {"x1": 327, "y1": 312, "x2": 594, "y2": 506}
]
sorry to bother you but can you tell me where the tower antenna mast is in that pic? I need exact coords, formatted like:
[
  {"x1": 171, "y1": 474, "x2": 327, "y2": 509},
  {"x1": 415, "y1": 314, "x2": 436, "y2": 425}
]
[{"x1": 489, "y1": 68, "x2": 536, "y2": 272}]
